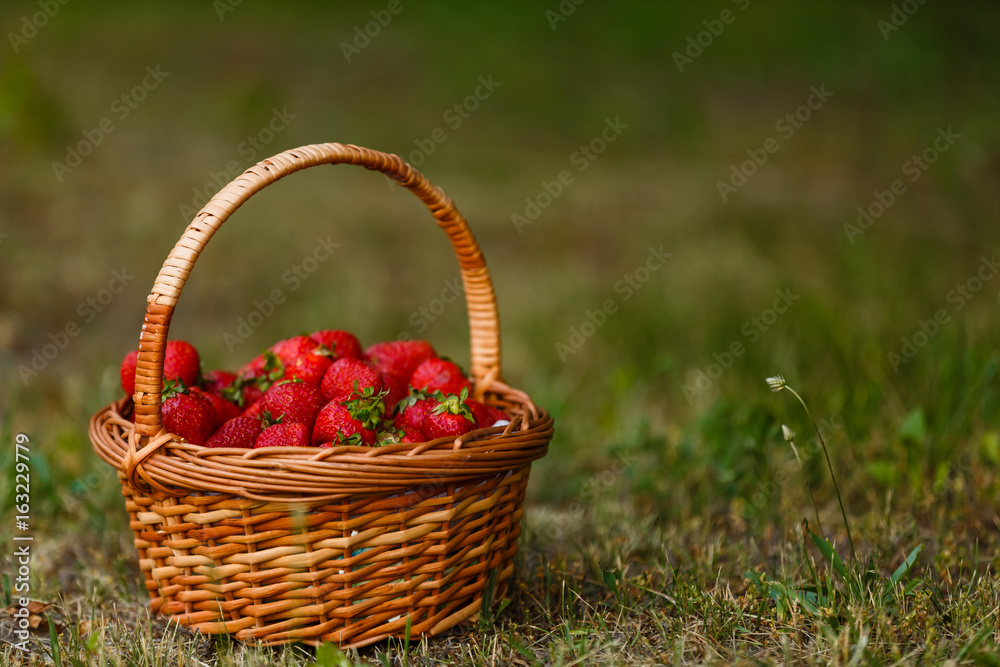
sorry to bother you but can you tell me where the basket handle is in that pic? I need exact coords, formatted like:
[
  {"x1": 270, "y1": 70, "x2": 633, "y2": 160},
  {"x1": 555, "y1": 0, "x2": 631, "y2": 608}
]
[{"x1": 132, "y1": 143, "x2": 501, "y2": 437}]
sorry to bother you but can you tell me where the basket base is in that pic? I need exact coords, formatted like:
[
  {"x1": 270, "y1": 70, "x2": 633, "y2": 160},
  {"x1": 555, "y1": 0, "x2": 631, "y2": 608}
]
[{"x1": 118, "y1": 467, "x2": 528, "y2": 647}]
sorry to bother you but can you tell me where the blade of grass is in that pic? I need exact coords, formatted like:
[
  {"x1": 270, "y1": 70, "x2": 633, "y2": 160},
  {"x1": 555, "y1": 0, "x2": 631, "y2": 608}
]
[{"x1": 890, "y1": 544, "x2": 923, "y2": 588}]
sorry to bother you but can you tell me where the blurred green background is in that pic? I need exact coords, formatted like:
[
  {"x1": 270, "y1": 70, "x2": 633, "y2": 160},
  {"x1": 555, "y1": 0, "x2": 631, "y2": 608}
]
[{"x1": 2, "y1": 0, "x2": 999, "y2": 541}]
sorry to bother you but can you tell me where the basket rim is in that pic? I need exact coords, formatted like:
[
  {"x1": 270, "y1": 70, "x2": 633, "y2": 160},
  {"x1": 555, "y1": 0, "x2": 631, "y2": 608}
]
[{"x1": 91, "y1": 380, "x2": 553, "y2": 503}]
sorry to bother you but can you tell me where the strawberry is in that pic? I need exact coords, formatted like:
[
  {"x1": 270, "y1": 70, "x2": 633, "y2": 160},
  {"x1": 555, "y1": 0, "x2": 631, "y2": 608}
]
[
  {"x1": 466, "y1": 400, "x2": 509, "y2": 428},
  {"x1": 243, "y1": 399, "x2": 266, "y2": 420},
  {"x1": 312, "y1": 393, "x2": 385, "y2": 447},
  {"x1": 205, "y1": 415, "x2": 262, "y2": 449},
  {"x1": 466, "y1": 400, "x2": 491, "y2": 429},
  {"x1": 119, "y1": 349, "x2": 139, "y2": 396},
  {"x1": 420, "y1": 390, "x2": 476, "y2": 440},
  {"x1": 282, "y1": 351, "x2": 331, "y2": 386},
  {"x1": 393, "y1": 395, "x2": 436, "y2": 442},
  {"x1": 161, "y1": 379, "x2": 216, "y2": 446},
  {"x1": 255, "y1": 421, "x2": 311, "y2": 448},
  {"x1": 410, "y1": 358, "x2": 472, "y2": 397},
  {"x1": 421, "y1": 410, "x2": 475, "y2": 440},
  {"x1": 191, "y1": 387, "x2": 240, "y2": 427},
  {"x1": 164, "y1": 340, "x2": 200, "y2": 387},
  {"x1": 269, "y1": 335, "x2": 321, "y2": 365},
  {"x1": 313, "y1": 404, "x2": 376, "y2": 447},
  {"x1": 311, "y1": 330, "x2": 362, "y2": 360},
  {"x1": 201, "y1": 369, "x2": 237, "y2": 393},
  {"x1": 365, "y1": 340, "x2": 436, "y2": 379},
  {"x1": 262, "y1": 380, "x2": 324, "y2": 429},
  {"x1": 365, "y1": 340, "x2": 436, "y2": 412},
  {"x1": 320, "y1": 358, "x2": 384, "y2": 403}
]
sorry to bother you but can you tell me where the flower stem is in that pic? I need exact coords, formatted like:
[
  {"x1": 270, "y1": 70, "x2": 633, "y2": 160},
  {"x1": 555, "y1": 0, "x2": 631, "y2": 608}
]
[{"x1": 784, "y1": 385, "x2": 856, "y2": 562}]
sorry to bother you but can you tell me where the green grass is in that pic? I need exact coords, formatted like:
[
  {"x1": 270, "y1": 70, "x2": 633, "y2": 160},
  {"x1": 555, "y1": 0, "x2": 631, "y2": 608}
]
[{"x1": 2, "y1": 0, "x2": 1000, "y2": 663}]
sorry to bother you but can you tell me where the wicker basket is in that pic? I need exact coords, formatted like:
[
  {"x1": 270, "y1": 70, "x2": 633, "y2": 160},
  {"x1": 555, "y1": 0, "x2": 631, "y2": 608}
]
[{"x1": 89, "y1": 143, "x2": 554, "y2": 647}]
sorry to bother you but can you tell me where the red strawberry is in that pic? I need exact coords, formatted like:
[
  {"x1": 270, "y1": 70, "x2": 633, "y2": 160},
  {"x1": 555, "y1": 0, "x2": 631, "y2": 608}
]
[
  {"x1": 311, "y1": 330, "x2": 362, "y2": 360},
  {"x1": 243, "y1": 399, "x2": 266, "y2": 420},
  {"x1": 164, "y1": 340, "x2": 200, "y2": 386},
  {"x1": 201, "y1": 370, "x2": 237, "y2": 393},
  {"x1": 466, "y1": 400, "x2": 491, "y2": 429},
  {"x1": 313, "y1": 404, "x2": 376, "y2": 447},
  {"x1": 312, "y1": 393, "x2": 385, "y2": 447},
  {"x1": 205, "y1": 415, "x2": 262, "y2": 449},
  {"x1": 393, "y1": 395, "x2": 436, "y2": 439},
  {"x1": 320, "y1": 358, "x2": 384, "y2": 403},
  {"x1": 217, "y1": 398, "x2": 243, "y2": 424},
  {"x1": 282, "y1": 352, "x2": 331, "y2": 386},
  {"x1": 190, "y1": 387, "x2": 240, "y2": 427},
  {"x1": 161, "y1": 380, "x2": 216, "y2": 446},
  {"x1": 466, "y1": 400, "x2": 509, "y2": 428},
  {"x1": 188, "y1": 387, "x2": 231, "y2": 431},
  {"x1": 410, "y1": 358, "x2": 472, "y2": 397},
  {"x1": 269, "y1": 335, "x2": 320, "y2": 365},
  {"x1": 365, "y1": 340, "x2": 436, "y2": 378},
  {"x1": 120, "y1": 349, "x2": 139, "y2": 396},
  {"x1": 365, "y1": 340, "x2": 435, "y2": 411},
  {"x1": 421, "y1": 391, "x2": 476, "y2": 440},
  {"x1": 262, "y1": 380, "x2": 324, "y2": 429},
  {"x1": 422, "y1": 411, "x2": 475, "y2": 440},
  {"x1": 255, "y1": 421, "x2": 311, "y2": 448}
]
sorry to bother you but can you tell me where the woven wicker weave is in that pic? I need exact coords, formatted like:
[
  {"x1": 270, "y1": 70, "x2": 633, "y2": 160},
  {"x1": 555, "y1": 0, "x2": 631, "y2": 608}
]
[{"x1": 89, "y1": 143, "x2": 554, "y2": 647}]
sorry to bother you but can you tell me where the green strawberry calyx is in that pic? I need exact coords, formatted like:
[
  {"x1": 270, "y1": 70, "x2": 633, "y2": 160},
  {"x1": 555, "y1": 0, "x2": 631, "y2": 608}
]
[
  {"x1": 342, "y1": 381, "x2": 387, "y2": 430},
  {"x1": 430, "y1": 387, "x2": 474, "y2": 422},
  {"x1": 395, "y1": 387, "x2": 431, "y2": 415},
  {"x1": 220, "y1": 382, "x2": 242, "y2": 405},
  {"x1": 261, "y1": 351, "x2": 285, "y2": 382},
  {"x1": 335, "y1": 431, "x2": 366, "y2": 447},
  {"x1": 259, "y1": 410, "x2": 283, "y2": 429},
  {"x1": 162, "y1": 378, "x2": 190, "y2": 401}
]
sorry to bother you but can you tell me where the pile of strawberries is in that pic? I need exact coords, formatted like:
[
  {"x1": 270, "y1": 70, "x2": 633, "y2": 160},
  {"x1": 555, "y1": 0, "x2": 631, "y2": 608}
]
[{"x1": 119, "y1": 331, "x2": 509, "y2": 449}]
